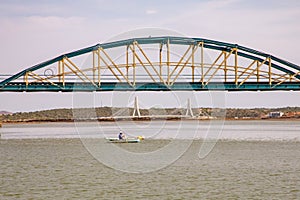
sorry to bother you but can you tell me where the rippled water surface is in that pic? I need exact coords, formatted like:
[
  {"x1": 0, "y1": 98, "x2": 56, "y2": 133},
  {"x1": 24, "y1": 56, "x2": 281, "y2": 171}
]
[{"x1": 1, "y1": 121, "x2": 300, "y2": 199}]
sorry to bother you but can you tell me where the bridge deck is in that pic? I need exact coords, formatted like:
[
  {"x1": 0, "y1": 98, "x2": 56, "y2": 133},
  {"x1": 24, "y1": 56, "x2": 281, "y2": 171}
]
[{"x1": 1, "y1": 82, "x2": 299, "y2": 92}]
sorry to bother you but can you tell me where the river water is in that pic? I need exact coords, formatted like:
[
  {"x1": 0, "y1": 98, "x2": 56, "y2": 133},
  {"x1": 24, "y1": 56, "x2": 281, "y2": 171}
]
[{"x1": 0, "y1": 121, "x2": 300, "y2": 199}]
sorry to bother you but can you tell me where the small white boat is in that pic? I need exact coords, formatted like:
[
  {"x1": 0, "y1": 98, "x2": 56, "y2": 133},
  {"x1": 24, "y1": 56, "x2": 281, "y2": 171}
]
[{"x1": 106, "y1": 136, "x2": 144, "y2": 143}]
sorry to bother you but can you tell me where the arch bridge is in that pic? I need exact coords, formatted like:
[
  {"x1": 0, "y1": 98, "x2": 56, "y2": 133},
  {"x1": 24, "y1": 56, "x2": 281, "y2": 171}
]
[{"x1": 0, "y1": 36, "x2": 300, "y2": 92}]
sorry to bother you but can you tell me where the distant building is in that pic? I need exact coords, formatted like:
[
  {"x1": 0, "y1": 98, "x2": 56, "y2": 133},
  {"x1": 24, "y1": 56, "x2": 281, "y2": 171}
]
[{"x1": 268, "y1": 112, "x2": 284, "y2": 118}]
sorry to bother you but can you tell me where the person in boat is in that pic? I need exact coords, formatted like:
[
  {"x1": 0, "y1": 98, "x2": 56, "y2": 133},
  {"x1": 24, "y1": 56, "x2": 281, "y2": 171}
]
[{"x1": 118, "y1": 131, "x2": 126, "y2": 140}]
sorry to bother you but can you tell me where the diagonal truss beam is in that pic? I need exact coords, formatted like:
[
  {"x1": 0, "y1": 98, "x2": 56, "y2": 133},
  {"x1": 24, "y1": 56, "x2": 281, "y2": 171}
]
[
  {"x1": 169, "y1": 45, "x2": 193, "y2": 78},
  {"x1": 238, "y1": 57, "x2": 269, "y2": 87},
  {"x1": 63, "y1": 57, "x2": 98, "y2": 87},
  {"x1": 272, "y1": 71, "x2": 300, "y2": 88},
  {"x1": 204, "y1": 48, "x2": 235, "y2": 86},
  {"x1": 135, "y1": 42, "x2": 166, "y2": 84},
  {"x1": 237, "y1": 60, "x2": 256, "y2": 79},
  {"x1": 170, "y1": 44, "x2": 199, "y2": 85},
  {"x1": 27, "y1": 71, "x2": 62, "y2": 88},
  {"x1": 129, "y1": 44, "x2": 156, "y2": 83},
  {"x1": 96, "y1": 48, "x2": 132, "y2": 85}
]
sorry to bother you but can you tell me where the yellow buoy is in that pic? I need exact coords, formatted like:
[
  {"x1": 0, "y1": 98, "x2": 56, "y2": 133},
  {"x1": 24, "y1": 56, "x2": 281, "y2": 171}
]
[{"x1": 137, "y1": 136, "x2": 144, "y2": 140}]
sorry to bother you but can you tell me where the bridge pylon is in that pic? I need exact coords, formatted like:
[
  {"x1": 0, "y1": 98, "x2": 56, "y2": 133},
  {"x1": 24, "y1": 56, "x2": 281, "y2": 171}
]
[
  {"x1": 185, "y1": 98, "x2": 194, "y2": 117},
  {"x1": 132, "y1": 96, "x2": 141, "y2": 118}
]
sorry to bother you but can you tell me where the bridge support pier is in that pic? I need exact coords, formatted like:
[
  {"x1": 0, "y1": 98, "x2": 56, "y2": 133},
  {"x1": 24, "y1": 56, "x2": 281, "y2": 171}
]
[
  {"x1": 132, "y1": 96, "x2": 141, "y2": 118},
  {"x1": 185, "y1": 98, "x2": 194, "y2": 117}
]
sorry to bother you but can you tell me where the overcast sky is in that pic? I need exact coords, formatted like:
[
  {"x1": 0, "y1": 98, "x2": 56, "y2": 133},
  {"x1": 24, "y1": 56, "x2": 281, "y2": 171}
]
[{"x1": 0, "y1": 0, "x2": 300, "y2": 112}]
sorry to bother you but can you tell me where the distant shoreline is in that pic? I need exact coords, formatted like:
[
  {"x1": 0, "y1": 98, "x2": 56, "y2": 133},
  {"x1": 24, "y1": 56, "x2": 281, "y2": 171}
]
[
  {"x1": 1, "y1": 106, "x2": 300, "y2": 125},
  {"x1": 2, "y1": 117, "x2": 300, "y2": 125}
]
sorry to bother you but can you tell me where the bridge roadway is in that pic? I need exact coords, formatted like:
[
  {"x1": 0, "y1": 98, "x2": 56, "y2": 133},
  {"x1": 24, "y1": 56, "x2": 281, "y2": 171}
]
[
  {"x1": 95, "y1": 115, "x2": 200, "y2": 121},
  {"x1": 1, "y1": 82, "x2": 300, "y2": 92}
]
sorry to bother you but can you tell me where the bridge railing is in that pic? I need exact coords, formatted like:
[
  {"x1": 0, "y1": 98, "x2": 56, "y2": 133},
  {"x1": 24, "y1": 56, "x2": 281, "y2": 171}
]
[{"x1": 2, "y1": 73, "x2": 296, "y2": 84}]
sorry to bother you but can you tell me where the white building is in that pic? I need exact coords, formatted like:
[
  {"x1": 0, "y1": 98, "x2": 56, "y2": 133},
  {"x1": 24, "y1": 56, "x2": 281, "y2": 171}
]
[{"x1": 268, "y1": 112, "x2": 284, "y2": 118}]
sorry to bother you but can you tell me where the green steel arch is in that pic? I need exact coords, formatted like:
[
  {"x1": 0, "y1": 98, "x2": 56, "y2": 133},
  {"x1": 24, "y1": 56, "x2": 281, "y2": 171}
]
[{"x1": 0, "y1": 36, "x2": 300, "y2": 91}]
